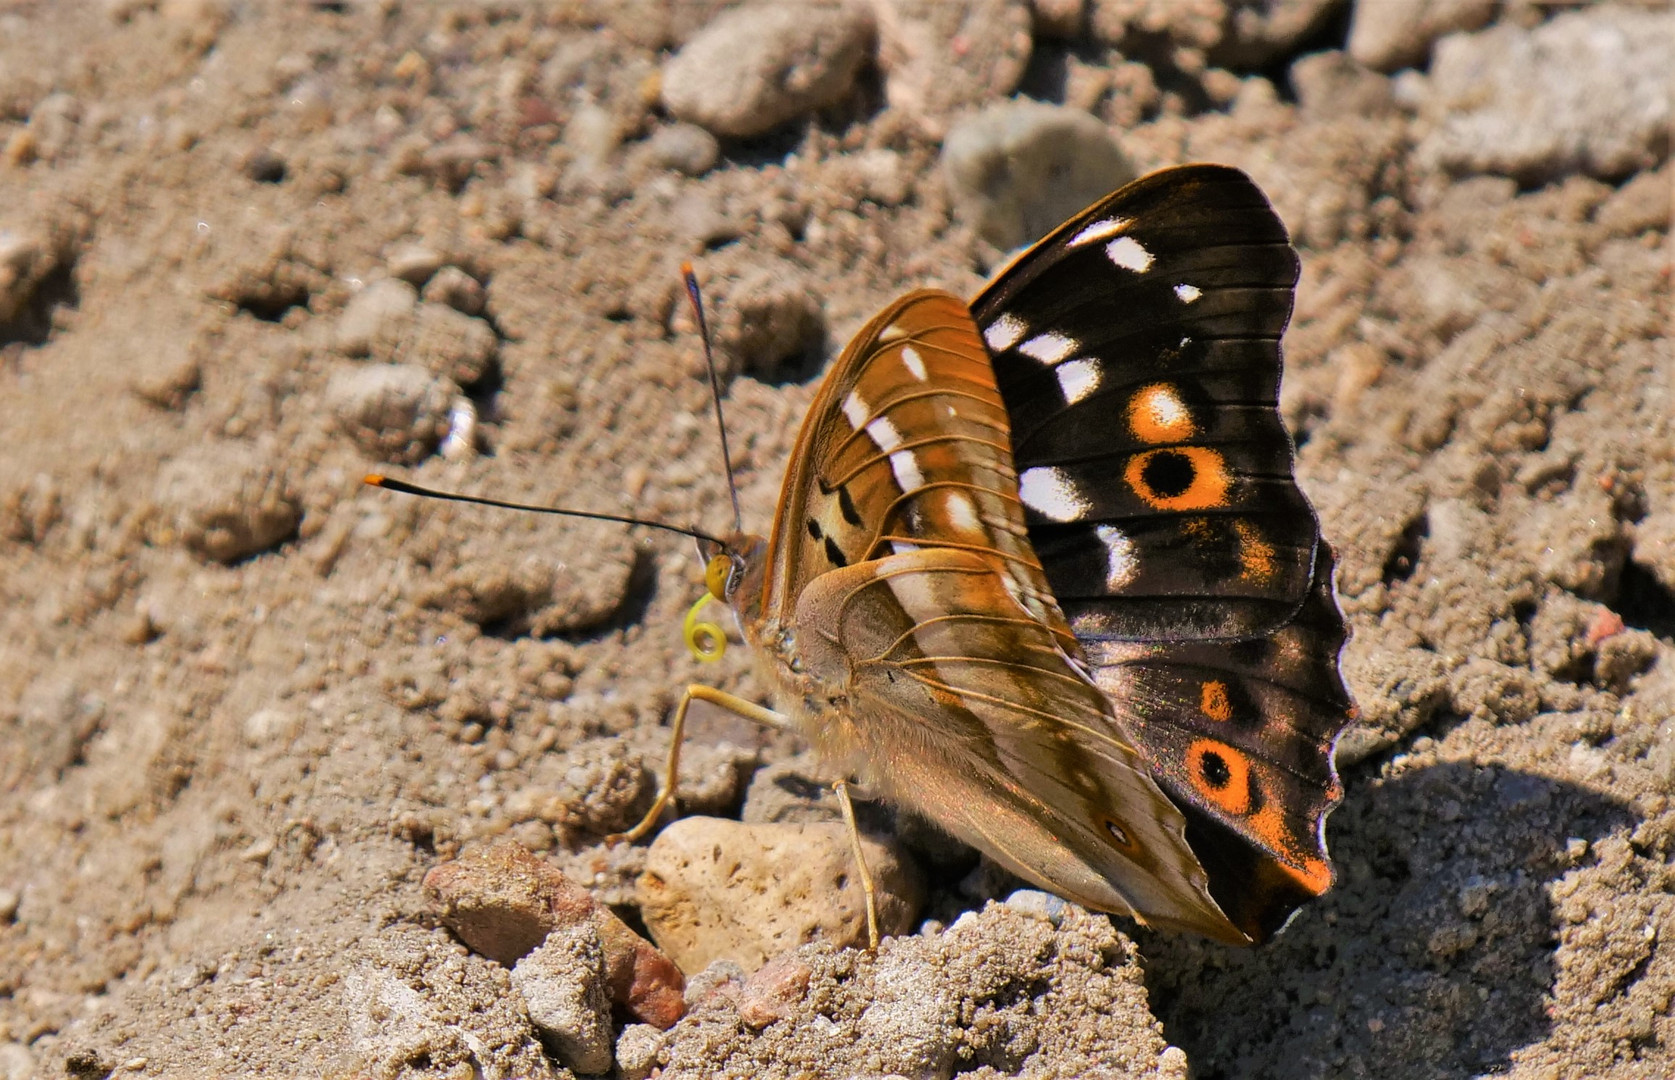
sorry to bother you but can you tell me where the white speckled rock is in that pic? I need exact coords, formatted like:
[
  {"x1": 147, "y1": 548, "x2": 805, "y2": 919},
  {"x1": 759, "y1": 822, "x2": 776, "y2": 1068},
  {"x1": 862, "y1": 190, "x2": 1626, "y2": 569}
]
[
  {"x1": 941, "y1": 99, "x2": 1134, "y2": 251},
  {"x1": 511, "y1": 923, "x2": 614, "y2": 1076},
  {"x1": 638, "y1": 817, "x2": 925, "y2": 973},
  {"x1": 1416, "y1": 7, "x2": 1674, "y2": 184},
  {"x1": 661, "y1": 3, "x2": 873, "y2": 139}
]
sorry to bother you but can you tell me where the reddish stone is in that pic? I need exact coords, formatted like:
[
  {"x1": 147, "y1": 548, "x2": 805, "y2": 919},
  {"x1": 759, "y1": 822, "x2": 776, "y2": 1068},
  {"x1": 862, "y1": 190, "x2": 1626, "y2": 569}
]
[{"x1": 424, "y1": 838, "x2": 686, "y2": 1028}]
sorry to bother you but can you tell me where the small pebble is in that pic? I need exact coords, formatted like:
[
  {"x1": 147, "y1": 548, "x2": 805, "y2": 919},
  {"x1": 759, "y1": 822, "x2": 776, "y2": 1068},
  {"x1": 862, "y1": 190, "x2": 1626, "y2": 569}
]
[
  {"x1": 1348, "y1": 0, "x2": 1495, "y2": 73},
  {"x1": 424, "y1": 838, "x2": 686, "y2": 1028},
  {"x1": 153, "y1": 442, "x2": 301, "y2": 563},
  {"x1": 715, "y1": 265, "x2": 825, "y2": 379},
  {"x1": 641, "y1": 122, "x2": 720, "y2": 177},
  {"x1": 661, "y1": 3, "x2": 872, "y2": 138},
  {"x1": 614, "y1": 1024, "x2": 667, "y2": 1080},
  {"x1": 325, "y1": 363, "x2": 452, "y2": 464},
  {"x1": 421, "y1": 265, "x2": 486, "y2": 315},
  {"x1": 1003, "y1": 888, "x2": 1067, "y2": 927},
  {"x1": 736, "y1": 953, "x2": 813, "y2": 1029},
  {"x1": 335, "y1": 278, "x2": 418, "y2": 358},
  {"x1": 386, "y1": 244, "x2": 445, "y2": 286},
  {"x1": 511, "y1": 923, "x2": 614, "y2": 1075},
  {"x1": 942, "y1": 99, "x2": 1134, "y2": 251},
  {"x1": 408, "y1": 302, "x2": 498, "y2": 387},
  {"x1": 1416, "y1": 7, "x2": 1674, "y2": 183}
]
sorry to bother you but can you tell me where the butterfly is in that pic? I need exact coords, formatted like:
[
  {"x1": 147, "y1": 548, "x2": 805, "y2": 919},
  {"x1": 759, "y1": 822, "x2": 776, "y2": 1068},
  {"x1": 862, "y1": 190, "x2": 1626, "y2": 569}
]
[
  {"x1": 370, "y1": 163, "x2": 1355, "y2": 946},
  {"x1": 682, "y1": 163, "x2": 1355, "y2": 946}
]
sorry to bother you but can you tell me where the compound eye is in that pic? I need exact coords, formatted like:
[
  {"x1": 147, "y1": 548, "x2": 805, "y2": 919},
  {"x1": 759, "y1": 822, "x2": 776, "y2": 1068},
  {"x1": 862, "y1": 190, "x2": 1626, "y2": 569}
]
[{"x1": 703, "y1": 554, "x2": 732, "y2": 601}]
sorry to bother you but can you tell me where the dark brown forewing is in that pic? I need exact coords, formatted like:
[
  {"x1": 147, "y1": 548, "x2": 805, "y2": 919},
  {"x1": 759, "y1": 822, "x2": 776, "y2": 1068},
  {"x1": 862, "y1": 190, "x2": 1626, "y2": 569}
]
[{"x1": 970, "y1": 164, "x2": 1312, "y2": 644}]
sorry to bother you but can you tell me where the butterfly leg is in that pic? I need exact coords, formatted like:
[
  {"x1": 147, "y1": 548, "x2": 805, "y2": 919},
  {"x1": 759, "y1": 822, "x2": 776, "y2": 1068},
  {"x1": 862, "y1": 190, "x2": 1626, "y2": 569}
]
[
  {"x1": 610, "y1": 684, "x2": 790, "y2": 844},
  {"x1": 833, "y1": 779, "x2": 880, "y2": 951}
]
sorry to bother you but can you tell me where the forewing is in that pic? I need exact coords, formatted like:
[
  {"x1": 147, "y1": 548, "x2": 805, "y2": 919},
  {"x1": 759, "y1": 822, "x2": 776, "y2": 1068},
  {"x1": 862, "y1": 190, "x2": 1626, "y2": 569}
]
[{"x1": 970, "y1": 164, "x2": 1312, "y2": 643}]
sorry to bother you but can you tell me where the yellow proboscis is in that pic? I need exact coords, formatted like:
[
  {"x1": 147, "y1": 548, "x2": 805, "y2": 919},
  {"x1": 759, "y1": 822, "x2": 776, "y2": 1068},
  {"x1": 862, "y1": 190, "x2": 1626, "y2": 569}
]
[{"x1": 683, "y1": 592, "x2": 726, "y2": 662}]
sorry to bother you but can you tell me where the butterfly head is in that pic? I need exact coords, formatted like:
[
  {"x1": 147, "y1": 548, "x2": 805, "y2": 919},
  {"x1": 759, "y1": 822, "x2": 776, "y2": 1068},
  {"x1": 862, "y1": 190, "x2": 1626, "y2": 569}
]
[{"x1": 698, "y1": 532, "x2": 768, "y2": 613}]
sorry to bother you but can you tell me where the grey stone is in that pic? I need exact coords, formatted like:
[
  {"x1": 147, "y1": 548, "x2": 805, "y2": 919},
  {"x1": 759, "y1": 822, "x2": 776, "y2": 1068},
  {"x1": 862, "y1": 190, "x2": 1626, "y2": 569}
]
[
  {"x1": 511, "y1": 924, "x2": 615, "y2": 1075},
  {"x1": 1416, "y1": 8, "x2": 1674, "y2": 183},
  {"x1": 661, "y1": 3, "x2": 873, "y2": 138},
  {"x1": 942, "y1": 99, "x2": 1134, "y2": 251},
  {"x1": 873, "y1": 0, "x2": 1032, "y2": 124},
  {"x1": 614, "y1": 1023, "x2": 667, "y2": 1080},
  {"x1": 641, "y1": 123, "x2": 721, "y2": 177}
]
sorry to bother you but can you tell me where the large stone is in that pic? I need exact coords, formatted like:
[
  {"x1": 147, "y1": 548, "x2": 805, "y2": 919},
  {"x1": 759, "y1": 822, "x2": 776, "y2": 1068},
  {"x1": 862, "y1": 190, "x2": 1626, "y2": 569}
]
[
  {"x1": 637, "y1": 817, "x2": 924, "y2": 973},
  {"x1": 661, "y1": 3, "x2": 873, "y2": 138},
  {"x1": 1416, "y1": 8, "x2": 1674, "y2": 183},
  {"x1": 942, "y1": 99, "x2": 1134, "y2": 251},
  {"x1": 1347, "y1": 0, "x2": 1495, "y2": 73},
  {"x1": 510, "y1": 924, "x2": 615, "y2": 1075}
]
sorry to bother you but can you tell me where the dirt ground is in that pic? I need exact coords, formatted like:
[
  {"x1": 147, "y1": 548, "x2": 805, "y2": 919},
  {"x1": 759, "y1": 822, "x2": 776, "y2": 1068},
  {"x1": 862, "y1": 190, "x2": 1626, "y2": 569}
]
[{"x1": 1, "y1": 2, "x2": 1671, "y2": 1078}]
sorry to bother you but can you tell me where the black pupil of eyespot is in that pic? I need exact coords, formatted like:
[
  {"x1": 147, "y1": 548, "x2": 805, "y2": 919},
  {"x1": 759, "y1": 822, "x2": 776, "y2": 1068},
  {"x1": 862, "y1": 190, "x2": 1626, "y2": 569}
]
[
  {"x1": 1142, "y1": 450, "x2": 1195, "y2": 498},
  {"x1": 1200, "y1": 751, "x2": 1231, "y2": 788}
]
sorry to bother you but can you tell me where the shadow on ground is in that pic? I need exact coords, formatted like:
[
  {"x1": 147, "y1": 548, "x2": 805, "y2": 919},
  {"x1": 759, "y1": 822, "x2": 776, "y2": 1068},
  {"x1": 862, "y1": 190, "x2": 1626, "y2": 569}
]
[{"x1": 1142, "y1": 762, "x2": 1636, "y2": 1079}]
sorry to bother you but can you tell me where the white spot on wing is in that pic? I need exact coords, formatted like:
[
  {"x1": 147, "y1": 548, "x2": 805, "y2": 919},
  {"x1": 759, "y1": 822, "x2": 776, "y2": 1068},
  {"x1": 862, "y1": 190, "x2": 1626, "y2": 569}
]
[
  {"x1": 984, "y1": 313, "x2": 1028, "y2": 352},
  {"x1": 1096, "y1": 525, "x2": 1139, "y2": 589},
  {"x1": 1068, "y1": 216, "x2": 1132, "y2": 247},
  {"x1": 1143, "y1": 385, "x2": 1189, "y2": 430},
  {"x1": 1174, "y1": 283, "x2": 1202, "y2": 303},
  {"x1": 843, "y1": 390, "x2": 869, "y2": 430},
  {"x1": 1018, "y1": 467, "x2": 1088, "y2": 523},
  {"x1": 865, "y1": 416, "x2": 902, "y2": 452},
  {"x1": 1055, "y1": 358, "x2": 1101, "y2": 404},
  {"x1": 900, "y1": 345, "x2": 927, "y2": 381},
  {"x1": 889, "y1": 449, "x2": 925, "y2": 493},
  {"x1": 1105, "y1": 236, "x2": 1153, "y2": 273},
  {"x1": 1019, "y1": 332, "x2": 1078, "y2": 365},
  {"x1": 945, "y1": 492, "x2": 980, "y2": 532}
]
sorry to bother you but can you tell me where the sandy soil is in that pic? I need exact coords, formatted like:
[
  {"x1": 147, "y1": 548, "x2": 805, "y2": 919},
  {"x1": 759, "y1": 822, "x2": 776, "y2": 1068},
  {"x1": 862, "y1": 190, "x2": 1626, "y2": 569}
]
[{"x1": 1, "y1": 2, "x2": 1671, "y2": 1078}]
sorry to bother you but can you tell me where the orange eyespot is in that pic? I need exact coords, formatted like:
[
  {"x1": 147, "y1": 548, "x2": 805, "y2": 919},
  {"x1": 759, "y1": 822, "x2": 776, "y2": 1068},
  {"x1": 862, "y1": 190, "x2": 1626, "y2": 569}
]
[
  {"x1": 1199, "y1": 680, "x2": 1233, "y2": 723},
  {"x1": 704, "y1": 554, "x2": 733, "y2": 600},
  {"x1": 1124, "y1": 447, "x2": 1229, "y2": 511},
  {"x1": 1185, "y1": 738, "x2": 1252, "y2": 816}
]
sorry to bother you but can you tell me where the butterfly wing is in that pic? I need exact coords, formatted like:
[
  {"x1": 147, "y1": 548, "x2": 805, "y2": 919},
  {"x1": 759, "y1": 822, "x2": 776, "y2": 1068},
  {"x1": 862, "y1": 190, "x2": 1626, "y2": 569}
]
[
  {"x1": 756, "y1": 290, "x2": 1250, "y2": 943},
  {"x1": 970, "y1": 164, "x2": 1355, "y2": 942}
]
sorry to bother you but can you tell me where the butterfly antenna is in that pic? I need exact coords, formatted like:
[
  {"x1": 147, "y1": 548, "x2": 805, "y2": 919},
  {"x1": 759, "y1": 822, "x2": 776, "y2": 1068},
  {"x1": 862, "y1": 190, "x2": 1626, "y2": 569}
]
[
  {"x1": 364, "y1": 475, "x2": 727, "y2": 549},
  {"x1": 682, "y1": 262, "x2": 744, "y2": 535}
]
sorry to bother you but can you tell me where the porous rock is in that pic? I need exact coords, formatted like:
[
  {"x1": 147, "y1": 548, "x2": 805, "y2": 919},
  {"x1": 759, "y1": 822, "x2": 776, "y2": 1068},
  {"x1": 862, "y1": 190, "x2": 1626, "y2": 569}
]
[
  {"x1": 942, "y1": 99, "x2": 1134, "y2": 251},
  {"x1": 637, "y1": 817, "x2": 925, "y2": 973},
  {"x1": 424, "y1": 837, "x2": 687, "y2": 1028},
  {"x1": 661, "y1": 3, "x2": 873, "y2": 139}
]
